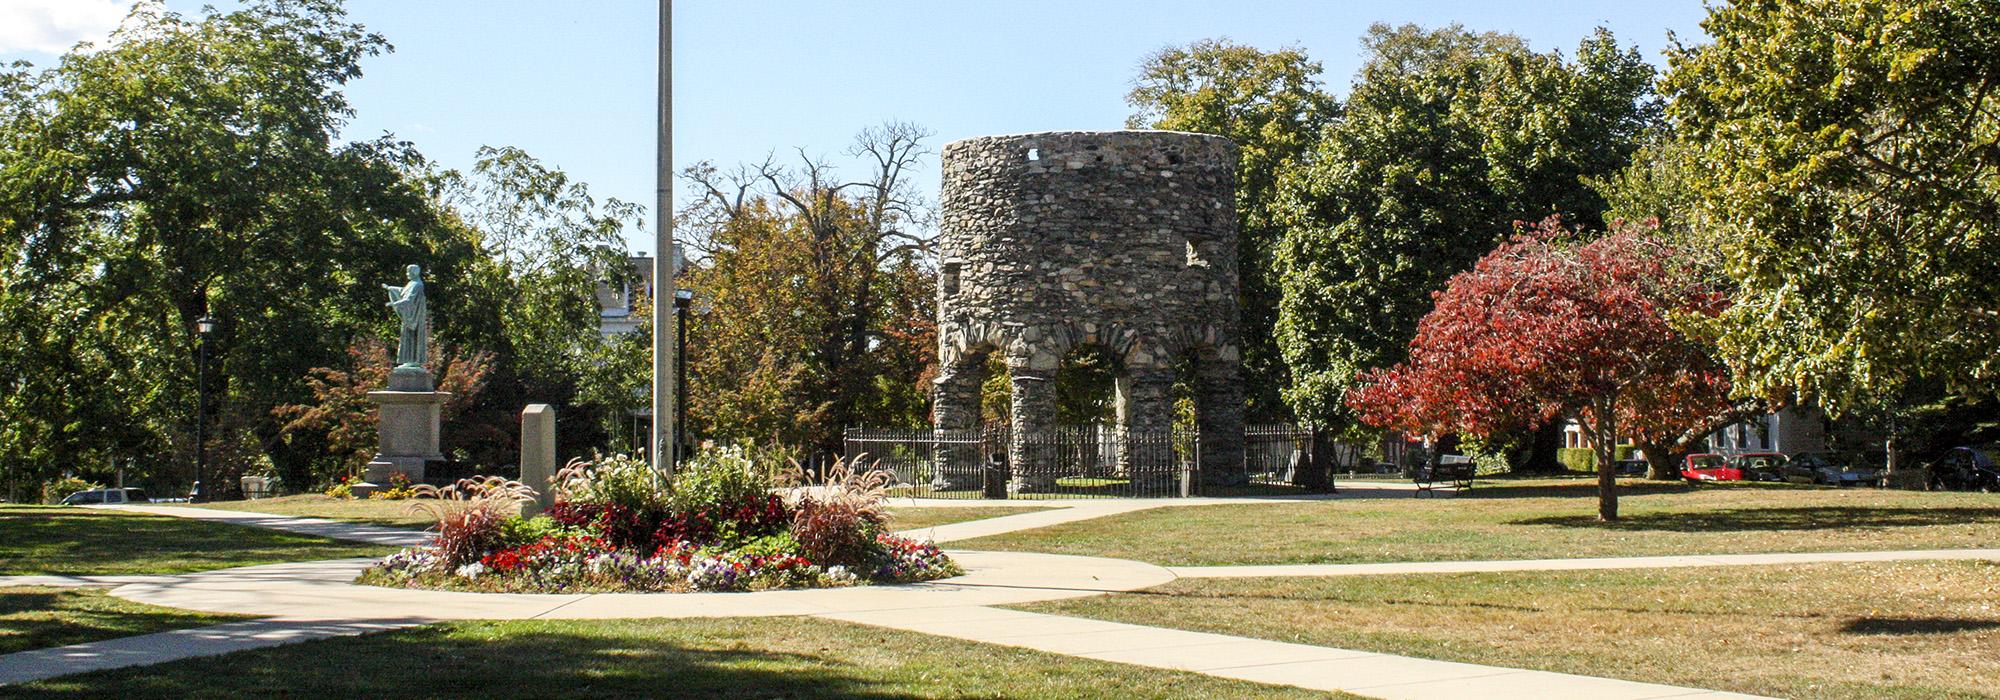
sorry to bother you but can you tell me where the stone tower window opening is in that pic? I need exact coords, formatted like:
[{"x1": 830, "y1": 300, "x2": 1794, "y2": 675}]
[
  {"x1": 942, "y1": 259, "x2": 963, "y2": 296},
  {"x1": 1026, "y1": 148, "x2": 1040, "y2": 161}
]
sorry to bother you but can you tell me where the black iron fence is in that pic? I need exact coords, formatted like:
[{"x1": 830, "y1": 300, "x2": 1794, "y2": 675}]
[{"x1": 843, "y1": 423, "x2": 1339, "y2": 499}]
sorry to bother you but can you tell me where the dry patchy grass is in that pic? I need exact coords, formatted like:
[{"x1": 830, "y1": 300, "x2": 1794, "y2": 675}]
[
  {"x1": 1018, "y1": 560, "x2": 2000, "y2": 699},
  {"x1": 955, "y1": 479, "x2": 2000, "y2": 565}
]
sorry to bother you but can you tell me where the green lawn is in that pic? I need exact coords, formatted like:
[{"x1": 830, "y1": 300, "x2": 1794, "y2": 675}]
[
  {"x1": 188, "y1": 494, "x2": 436, "y2": 528},
  {"x1": 3, "y1": 616, "x2": 1347, "y2": 699},
  {"x1": 954, "y1": 479, "x2": 2000, "y2": 566},
  {"x1": 1017, "y1": 560, "x2": 2000, "y2": 699},
  {"x1": 888, "y1": 506, "x2": 1051, "y2": 531},
  {"x1": 0, "y1": 587, "x2": 250, "y2": 655},
  {"x1": 0, "y1": 505, "x2": 394, "y2": 575}
]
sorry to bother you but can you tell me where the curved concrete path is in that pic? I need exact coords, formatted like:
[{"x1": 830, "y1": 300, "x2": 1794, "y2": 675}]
[
  {"x1": 7, "y1": 500, "x2": 1785, "y2": 699},
  {"x1": 90, "y1": 504, "x2": 431, "y2": 546},
  {"x1": 80, "y1": 548, "x2": 1762, "y2": 700},
  {"x1": 109, "y1": 550, "x2": 1177, "y2": 620}
]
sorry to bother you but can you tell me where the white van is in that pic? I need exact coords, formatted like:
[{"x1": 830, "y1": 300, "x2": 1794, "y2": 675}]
[{"x1": 59, "y1": 488, "x2": 150, "y2": 505}]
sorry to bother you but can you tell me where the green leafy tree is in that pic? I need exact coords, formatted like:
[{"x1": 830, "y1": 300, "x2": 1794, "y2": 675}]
[
  {"x1": 1127, "y1": 39, "x2": 1340, "y2": 421},
  {"x1": 1273, "y1": 24, "x2": 1660, "y2": 432},
  {"x1": 680, "y1": 123, "x2": 938, "y2": 453},
  {"x1": 0, "y1": 0, "x2": 462, "y2": 494},
  {"x1": 435, "y1": 146, "x2": 642, "y2": 460},
  {"x1": 1661, "y1": 0, "x2": 2000, "y2": 415}
]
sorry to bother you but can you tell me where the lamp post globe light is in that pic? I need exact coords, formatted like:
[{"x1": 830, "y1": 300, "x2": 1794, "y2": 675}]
[{"x1": 193, "y1": 315, "x2": 217, "y2": 503}]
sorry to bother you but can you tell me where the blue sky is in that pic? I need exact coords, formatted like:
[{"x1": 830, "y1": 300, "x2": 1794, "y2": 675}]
[{"x1": 0, "y1": 0, "x2": 1710, "y2": 255}]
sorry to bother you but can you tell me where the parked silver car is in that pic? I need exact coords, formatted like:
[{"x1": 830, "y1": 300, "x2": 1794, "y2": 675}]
[{"x1": 1782, "y1": 453, "x2": 1880, "y2": 487}]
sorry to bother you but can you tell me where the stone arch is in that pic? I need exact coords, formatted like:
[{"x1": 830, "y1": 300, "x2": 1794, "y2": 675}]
[
  {"x1": 935, "y1": 130, "x2": 1243, "y2": 491},
  {"x1": 1183, "y1": 328, "x2": 1246, "y2": 486}
]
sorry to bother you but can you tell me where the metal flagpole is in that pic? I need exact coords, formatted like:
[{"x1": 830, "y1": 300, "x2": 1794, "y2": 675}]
[{"x1": 652, "y1": 0, "x2": 677, "y2": 479}]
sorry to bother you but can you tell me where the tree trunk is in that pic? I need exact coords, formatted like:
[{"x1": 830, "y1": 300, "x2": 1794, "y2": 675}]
[
  {"x1": 1884, "y1": 432, "x2": 1901, "y2": 476},
  {"x1": 1637, "y1": 440, "x2": 1677, "y2": 480},
  {"x1": 1592, "y1": 396, "x2": 1619, "y2": 522}
]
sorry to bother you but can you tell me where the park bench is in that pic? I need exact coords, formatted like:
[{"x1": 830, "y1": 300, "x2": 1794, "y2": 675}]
[{"x1": 1413, "y1": 456, "x2": 1475, "y2": 497}]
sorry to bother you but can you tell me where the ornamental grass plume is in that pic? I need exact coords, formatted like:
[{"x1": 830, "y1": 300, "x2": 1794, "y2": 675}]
[
  {"x1": 783, "y1": 455, "x2": 892, "y2": 565},
  {"x1": 408, "y1": 476, "x2": 536, "y2": 567}
]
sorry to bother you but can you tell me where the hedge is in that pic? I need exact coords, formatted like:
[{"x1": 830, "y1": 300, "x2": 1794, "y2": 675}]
[{"x1": 1557, "y1": 448, "x2": 1596, "y2": 472}]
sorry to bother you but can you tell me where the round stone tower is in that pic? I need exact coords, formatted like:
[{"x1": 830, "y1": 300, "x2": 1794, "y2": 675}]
[{"x1": 933, "y1": 130, "x2": 1244, "y2": 489}]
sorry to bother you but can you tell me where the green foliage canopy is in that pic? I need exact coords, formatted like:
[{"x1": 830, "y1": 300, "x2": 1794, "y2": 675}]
[
  {"x1": 1273, "y1": 24, "x2": 1660, "y2": 429},
  {"x1": 1127, "y1": 39, "x2": 1339, "y2": 421},
  {"x1": 1661, "y1": 0, "x2": 2000, "y2": 413}
]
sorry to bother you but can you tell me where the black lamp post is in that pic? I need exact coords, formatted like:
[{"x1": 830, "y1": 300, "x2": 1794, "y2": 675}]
[
  {"x1": 192, "y1": 315, "x2": 217, "y2": 503},
  {"x1": 673, "y1": 289, "x2": 693, "y2": 459}
]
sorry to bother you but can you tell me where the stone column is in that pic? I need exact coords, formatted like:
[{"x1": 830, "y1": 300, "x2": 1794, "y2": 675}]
[
  {"x1": 362, "y1": 368, "x2": 450, "y2": 489},
  {"x1": 1196, "y1": 350, "x2": 1247, "y2": 486},
  {"x1": 1008, "y1": 372, "x2": 1059, "y2": 493},
  {"x1": 1114, "y1": 366, "x2": 1176, "y2": 489},
  {"x1": 520, "y1": 404, "x2": 557, "y2": 516},
  {"x1": 930, "y1": 353, "x2": 987, "y2": 492},
  {"x1": 931, "y1": 356, "x2": 984, "y2": 431}
]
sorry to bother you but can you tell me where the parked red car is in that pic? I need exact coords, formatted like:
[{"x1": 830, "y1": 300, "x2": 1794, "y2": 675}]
[
  {"x1": 1681, "y1": 453, "x2": 1738, "y2": 481},
  {"x1": 1729, "y1": 452, "x2": 1789, "y2": 482}
]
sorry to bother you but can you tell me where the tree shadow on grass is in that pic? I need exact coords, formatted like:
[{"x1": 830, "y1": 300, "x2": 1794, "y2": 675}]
[
  {"x1": 0, "y1": 587, "x2": 243, "y2": 655},
  {"x1": 1458, "y1": 481, "x2": 1696, "y2": 499},
  {"x1": 1514, "y1": 506, "x2": 2000, "y2": 532},
  {"x1": 8, "y1": 622, "x2": 937, "y2": 700},
  {"x1": 1842, "y1": 617, "x2": 2000, "y2": 636}
]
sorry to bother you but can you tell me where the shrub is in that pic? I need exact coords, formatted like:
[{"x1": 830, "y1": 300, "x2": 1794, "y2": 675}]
[
  {"x1": 408, "y1": 476, "x2": 536, "y2": 567},
  {"x1": 324, "y1": 474, "x2": 358, "y2": 500},
  {"x1": 1556, "y1": 448, "x2": 1596, "y2": 472},
  {"x1": 495, "y1": 515, "x2": 565, "y2": 548},
  {"x1": 553, "y1": 453, "x2": 663, "y2": 513},
  {"x1": 652, "y1": 493, "x2": 787, "y2": 549},
  {"x1": 368, "y1": 472, "x2": 417, "y2": 500},
  {"x1": 42, "y1": 476, "x2": 100, "y2": 504},
  {"x1": 669, "y1": 445, "x2": 775, "y2": 514}
]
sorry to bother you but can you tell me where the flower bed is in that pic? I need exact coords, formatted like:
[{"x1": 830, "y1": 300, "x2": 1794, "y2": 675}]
[{"x1": 358, "y1": 450, "x2": 961, "y2": 594}]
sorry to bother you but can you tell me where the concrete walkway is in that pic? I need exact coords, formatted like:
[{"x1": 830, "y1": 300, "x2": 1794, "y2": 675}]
[
  {"x1": 107, "y1": 551, "x2": 1178, "y2": 620},
  {"x1": 821, "y1": 606, "x2": 1765, "y2": 700},
  {"x1": 68, "y1": 547, "x2": 1769, "y2": 699},
  {"x1": 901, "y1": 501, "x2": 1171, "y2": 543},
  {"x1": 1171, "y1": 547, "x2": 2000, "y2": 579},
  {"x1": 91, "y1": 504, "x2": 431, "y2": 547},
  {"x1": 894, "y1": 482, "x2": 1424, "y2": 544}
]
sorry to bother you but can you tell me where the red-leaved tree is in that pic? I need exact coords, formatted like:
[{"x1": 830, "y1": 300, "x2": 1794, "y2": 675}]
[{"x1": 1348, "y1": 218, "x2": 1744, "y2": 521}]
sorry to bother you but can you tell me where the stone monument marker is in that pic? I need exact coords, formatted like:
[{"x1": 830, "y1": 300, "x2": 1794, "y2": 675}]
[
  {"x1": 519, "y1": 404, "x2": 557, "y2": 516},
  {"x1": 364, "y1": 264, "x2": 450, "y2": 486}
]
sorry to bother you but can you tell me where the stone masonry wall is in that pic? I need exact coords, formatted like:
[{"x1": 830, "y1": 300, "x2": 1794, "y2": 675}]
[{"x1": 932, "y1": 130, "x2": 1245, "y2": 488}]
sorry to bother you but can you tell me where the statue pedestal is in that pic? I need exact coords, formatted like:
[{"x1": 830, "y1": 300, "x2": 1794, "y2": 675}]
[{"x1": 366, "y1": 369, "x2": 450, "y2": 484}]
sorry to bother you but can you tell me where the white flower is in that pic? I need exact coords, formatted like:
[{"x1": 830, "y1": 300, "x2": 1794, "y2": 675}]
[{"x1": 455, "y1": 562, "x2": 486, "y2": 579}]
